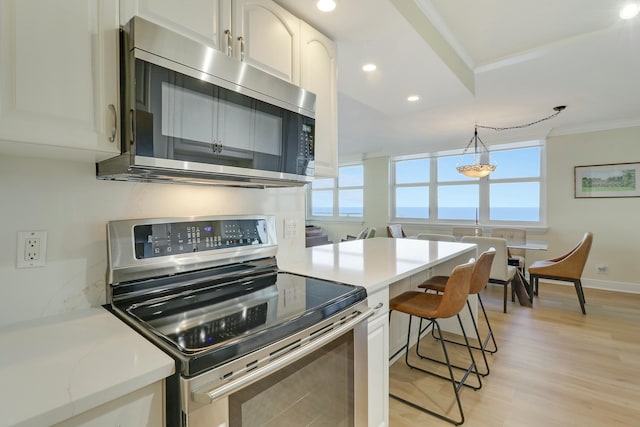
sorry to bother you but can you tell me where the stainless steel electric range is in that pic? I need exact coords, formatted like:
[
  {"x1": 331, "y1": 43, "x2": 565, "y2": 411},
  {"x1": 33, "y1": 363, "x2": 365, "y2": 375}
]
[{"x1": 106, "y1": 215, "x2": 372, "y2": 427}]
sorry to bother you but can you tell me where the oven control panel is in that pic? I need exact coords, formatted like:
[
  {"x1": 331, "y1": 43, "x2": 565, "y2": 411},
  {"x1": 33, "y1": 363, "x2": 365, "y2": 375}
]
[{"x1": 133, "y1": 218, "x2": 269, "y2": 259}]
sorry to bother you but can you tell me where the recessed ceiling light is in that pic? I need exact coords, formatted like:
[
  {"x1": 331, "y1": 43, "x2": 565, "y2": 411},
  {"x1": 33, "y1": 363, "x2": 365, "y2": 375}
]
[
  {"x1": 620, "y1": 3, "x2": 640, "y2": 19},
  {"x1": 316, "y1": 0, "x2": 336, "y2": 12},
  {"x1": 362, "y1": 63, "x2": 377, "y2": 72},
  {"x1": 407, "y1": 95, "x2": 420, "y2": 102}
]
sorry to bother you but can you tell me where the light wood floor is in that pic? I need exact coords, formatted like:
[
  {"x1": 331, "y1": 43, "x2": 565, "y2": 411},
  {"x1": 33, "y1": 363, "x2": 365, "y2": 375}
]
[{"x1": 389, "y1": 282, "x2": 640, "y2": 427}]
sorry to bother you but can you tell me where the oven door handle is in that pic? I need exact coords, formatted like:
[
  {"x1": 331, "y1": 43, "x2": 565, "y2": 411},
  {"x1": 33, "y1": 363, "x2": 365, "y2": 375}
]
[{"x1": 192, "y1": 307, "x2": 374, "y2": 404}]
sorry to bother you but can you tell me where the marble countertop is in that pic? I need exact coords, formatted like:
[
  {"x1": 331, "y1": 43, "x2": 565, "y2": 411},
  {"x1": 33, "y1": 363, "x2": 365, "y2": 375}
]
[
  {"x1": 0, "y1": 308, "x2": 175, "y2": 427},
  {"x1": 279, "y1": 237, "x2": 476, "y2": 294}
]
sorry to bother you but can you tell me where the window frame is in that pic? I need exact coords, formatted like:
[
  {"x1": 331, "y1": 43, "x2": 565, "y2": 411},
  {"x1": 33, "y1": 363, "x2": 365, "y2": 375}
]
[
  {"x1": 307, "y1": 162, "x2": 365, "y2": 222},
  {"x1": 390, "y1": 141, "x2": 546, "y2": 227}
]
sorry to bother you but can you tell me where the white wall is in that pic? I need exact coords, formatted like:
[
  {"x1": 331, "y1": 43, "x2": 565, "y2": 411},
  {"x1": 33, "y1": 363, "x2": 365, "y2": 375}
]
[
  {"x1": 310, "y1": 126, "x2": 640, "y2": 292},
  {"x1": 540, "y1": 126, "x2": 640, "y2": 291},
  {"x1": 0, "y1": 155, "x2": 306, "y2": 327}
]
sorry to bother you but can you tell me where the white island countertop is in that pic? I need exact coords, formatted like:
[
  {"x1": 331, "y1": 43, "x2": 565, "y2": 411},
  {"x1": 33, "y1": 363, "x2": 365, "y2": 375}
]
[
  {"x1": 0, "y1": 307, "x2": 175, "y2": 427},
  {"x1": 279, "y1": 237, "x2": 476, "y2": 294}
]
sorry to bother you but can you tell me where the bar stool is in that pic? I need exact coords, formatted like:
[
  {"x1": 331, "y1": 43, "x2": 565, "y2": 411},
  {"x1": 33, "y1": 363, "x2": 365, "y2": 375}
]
[
  {"x1": 417, "y1": 249, "x2": 497, "y2": 377},
  {"x1": 389, "y1": 260, "x2": 481, "y2": 426}
]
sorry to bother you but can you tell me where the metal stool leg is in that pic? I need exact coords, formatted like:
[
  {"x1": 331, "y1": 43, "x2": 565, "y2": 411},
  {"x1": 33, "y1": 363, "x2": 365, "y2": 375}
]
[
  {"x1": 390, "y1": 315, "x2": 478, "y2": 425},
  {"x1": 423, "y1": 295, "x2": 498, "y2": 375}
]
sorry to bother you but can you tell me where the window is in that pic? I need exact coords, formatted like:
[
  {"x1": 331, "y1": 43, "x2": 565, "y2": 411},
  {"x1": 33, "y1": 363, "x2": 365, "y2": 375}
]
[
  {"x1": 394, "y1": 158, "x2": 429, "y2": 219},
  {"x1": 391, "y1": 142, "x2": 544, "y2": 225},
  {"x1": 309, "y1": 164, "x2": 364, "y2": 219}
]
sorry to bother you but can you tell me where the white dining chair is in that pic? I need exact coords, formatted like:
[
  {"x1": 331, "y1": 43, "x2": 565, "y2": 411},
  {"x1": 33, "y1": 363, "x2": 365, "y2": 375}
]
[
  {"x1": 461, "y1": 236, "x2": 517, "y2": 313},
  {"x1": 416, "y1": 233, "x2": 456, "y2": 242}
]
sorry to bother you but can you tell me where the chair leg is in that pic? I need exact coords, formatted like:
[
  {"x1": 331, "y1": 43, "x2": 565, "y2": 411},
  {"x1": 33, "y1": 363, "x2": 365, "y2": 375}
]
[
  {"x1": 390, "y1": 316, "x2": 477, "y2": 426},
  {"x1": 416, "y1": 316, "x2": 482, "y2": 388},
  {"x1": 531, "y1": 275, "x2": 539, "y2": 296},
  {"x1": 574, "y1": 279, "x2": 587, "y2": 315},
  {"x1": 419, "y1": 300, "x2": 492, "y2": 376},
  {"x1": 428, "y1": 294, "x2": 498, "y2": 353},
  {"x1": 503, "y1": 284, "x2": 507, "y2": 313}
]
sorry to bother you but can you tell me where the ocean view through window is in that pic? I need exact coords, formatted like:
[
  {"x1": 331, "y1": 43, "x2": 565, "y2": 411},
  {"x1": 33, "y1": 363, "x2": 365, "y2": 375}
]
[
  {"x1": 309, "y1": 164, "x2": 364, "y2": 218},
  {"x1": 392, "y1": 142, "x2": 544, "y2": 225}
]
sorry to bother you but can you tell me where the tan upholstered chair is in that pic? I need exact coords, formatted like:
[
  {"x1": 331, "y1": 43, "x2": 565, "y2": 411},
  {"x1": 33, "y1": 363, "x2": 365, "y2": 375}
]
[
  {"x1": 461, "y1": 236, "x2": 517, "y2": 313},
  {"x1": 386, "y1": 224, "x2": 406, "y2": 238},
  {"x1": 528, "y1": 232, "x2": 593, "y2": 314},
  {"x1": 416, "y1": 233, "x2": 456, "y2": 242},
  {"x1": 388, "y1": 261, "x2": 480, "y2": 425},
  {"x1": 418, "y1": 249, "x2": 497, "y2": 375},
  {"x1": 492, "y1": 227, "x2": 526, "y2": 272}
]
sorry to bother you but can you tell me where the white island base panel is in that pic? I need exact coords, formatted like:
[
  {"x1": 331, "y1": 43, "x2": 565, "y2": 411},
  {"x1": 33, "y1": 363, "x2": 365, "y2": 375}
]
[{"x1": 0, "y1": 308, "x2": 175, "y2": 427}]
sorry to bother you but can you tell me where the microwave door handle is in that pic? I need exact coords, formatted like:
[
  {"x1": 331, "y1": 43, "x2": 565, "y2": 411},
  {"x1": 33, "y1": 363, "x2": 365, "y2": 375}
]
[
  {"x1": 225, "y1": 30, "x2": 233, "y2": 56},
  {"x1": 108, "y1": 104, "x2": 117, "y2": 143},
  {"x1": 237, "y1": 36, "x2": 245, "y2": 61},
  {"x1": 129, "y1": 109, "x2": 135, "y2": 144}
]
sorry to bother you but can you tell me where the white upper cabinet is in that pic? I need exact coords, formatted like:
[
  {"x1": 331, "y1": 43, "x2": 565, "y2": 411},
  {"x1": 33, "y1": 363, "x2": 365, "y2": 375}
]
[
  {"x1": 0, "y1": 0, "x2": 120, "y2": 157},
  {"x1": 121, "y1": 0, "x2": 299, "y2": 84},
  {"x1": 300, "y1": 22, "x2": 337, "y2": 178},
  {"x1": 231, "y1": 0, "x2": 299, "y2": 84},
  {"x1": 119, "y1": 0, "x2": 229, "y2": 52}
]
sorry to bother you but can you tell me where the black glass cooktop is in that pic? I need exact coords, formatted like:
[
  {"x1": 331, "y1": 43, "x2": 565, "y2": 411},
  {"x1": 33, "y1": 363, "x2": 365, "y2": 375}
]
[{"x1": 121, "y1": 270, "x2": 366, "y2": 377}]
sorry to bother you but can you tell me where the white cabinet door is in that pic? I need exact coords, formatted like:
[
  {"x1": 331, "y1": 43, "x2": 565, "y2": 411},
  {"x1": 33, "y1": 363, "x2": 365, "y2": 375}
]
[
  {"x1": 232, "y1": 0, "x2": 300, "y2": 83},
  {"x1": 300, "y1": 22, "x2": 338, "y2": 178},
  {"x1": 367, "y1": 290, "x2": 389, "y2": 427},
  {"x1": 0, "y1": 0, "x2": 120, "y2": 158},
  {"x1": 52, "y1": 381, "x2": 164, "y2": 427},
  {"x1": 120, "y1": 0, "x2": 229, "y2": 51}
]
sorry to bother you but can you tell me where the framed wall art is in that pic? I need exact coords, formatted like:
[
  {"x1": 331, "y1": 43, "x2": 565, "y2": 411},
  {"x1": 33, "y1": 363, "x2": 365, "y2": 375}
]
[{"x1": 574, "y1": 162, "x2": 640, "y2": 198}]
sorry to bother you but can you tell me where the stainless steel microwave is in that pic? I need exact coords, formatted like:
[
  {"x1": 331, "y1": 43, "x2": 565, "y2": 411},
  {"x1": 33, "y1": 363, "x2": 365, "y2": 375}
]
[{"x1": 97, "y1": 17, "x2": 316, "y2": 187}]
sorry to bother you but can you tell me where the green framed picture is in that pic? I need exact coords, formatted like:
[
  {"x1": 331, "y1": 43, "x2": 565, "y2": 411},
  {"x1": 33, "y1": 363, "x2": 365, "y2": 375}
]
[{"x1": 574, "y1": 162, "x2": 640, "y2": 198}]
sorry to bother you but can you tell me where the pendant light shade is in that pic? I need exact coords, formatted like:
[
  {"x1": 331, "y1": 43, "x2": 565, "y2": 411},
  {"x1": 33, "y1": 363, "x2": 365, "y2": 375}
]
[{"x1": 456, "y1": 127, "x2": 496, "y2": 178}]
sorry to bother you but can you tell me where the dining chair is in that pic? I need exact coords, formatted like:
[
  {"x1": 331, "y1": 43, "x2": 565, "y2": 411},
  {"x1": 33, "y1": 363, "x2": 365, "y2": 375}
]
[
  {"x1": 491, "y1": 227, "x2": 527, "y2": 272},
  {"x1": 528, "y1": 232, "x2": 593, "y2": 314},
  {"x1": 388, "y1": 260, "x2": 480, "y2": 425},
  {"x1": 461, "y1": 236, "x2": 517, "y2": 313},
  {"x1": 386, "y1": 224, "x2": 406, "y2": 238},
  {"x1": 365, "y1": 227, "x2": 376, "y2": 238},
  {"x1": 416, "y1": 233, "x2": 457, "y2": 242},
  {"x1": 452, "y1": 226, "x2": 482, "y2": 240},
  {"x1": 417, "y1": 249, "x2": 498, "y2": 376},
  {"x1": 341, "y1": 227, "x2": 370, "y2": 241}
]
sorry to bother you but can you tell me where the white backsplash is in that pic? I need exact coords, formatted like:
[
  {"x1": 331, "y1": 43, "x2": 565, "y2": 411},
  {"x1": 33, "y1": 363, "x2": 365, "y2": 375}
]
[{"x1": 0, "y1": 154, "x2": 307, "y2": 327}]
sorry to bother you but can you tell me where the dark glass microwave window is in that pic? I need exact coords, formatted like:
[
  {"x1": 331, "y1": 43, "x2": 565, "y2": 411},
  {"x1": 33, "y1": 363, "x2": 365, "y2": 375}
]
[{"x1": 132, "y1": 59, "x2": 314, "y2": 175}]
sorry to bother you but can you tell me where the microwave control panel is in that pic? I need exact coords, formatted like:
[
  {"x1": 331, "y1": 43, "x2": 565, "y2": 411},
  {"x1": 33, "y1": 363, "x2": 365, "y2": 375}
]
[{"x1": 133, "y1": 219, "x2": 269, "y2": 259}]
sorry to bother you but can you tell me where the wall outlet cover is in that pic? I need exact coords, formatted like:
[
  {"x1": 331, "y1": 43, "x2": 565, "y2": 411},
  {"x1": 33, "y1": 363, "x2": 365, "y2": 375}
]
[{"x1": 17, "y1": 231, "x2": 47, "y2": 268}]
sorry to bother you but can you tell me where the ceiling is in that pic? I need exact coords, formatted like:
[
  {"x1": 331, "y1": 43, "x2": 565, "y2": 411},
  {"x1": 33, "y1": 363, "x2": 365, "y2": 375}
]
[{"x1": 275, "y1": 0, "x2": 640, "y2": 160}]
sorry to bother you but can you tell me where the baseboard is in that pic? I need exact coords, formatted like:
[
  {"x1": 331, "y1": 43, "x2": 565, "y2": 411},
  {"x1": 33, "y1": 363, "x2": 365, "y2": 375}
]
[{"x1": 537, "y1": 277, "x2": 640, "y2": 294}]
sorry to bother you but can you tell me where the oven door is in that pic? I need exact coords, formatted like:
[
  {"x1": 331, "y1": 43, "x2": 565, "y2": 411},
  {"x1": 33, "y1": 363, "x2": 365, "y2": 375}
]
[{"x1": 183, "y1": 307, "x2": 372, "y2": 427}]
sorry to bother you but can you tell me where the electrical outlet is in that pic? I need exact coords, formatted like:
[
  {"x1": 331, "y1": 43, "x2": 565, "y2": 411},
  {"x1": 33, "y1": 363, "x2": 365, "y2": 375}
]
[
  {"x1": 596, "y1": 264, "x2": 608, "y2": 274},
  {"x1": 17, "y1": 231, "x2": 47, "y2": 268},
  {"x1": 25, "y1": 238, "x2": 40, "y2": 261}
]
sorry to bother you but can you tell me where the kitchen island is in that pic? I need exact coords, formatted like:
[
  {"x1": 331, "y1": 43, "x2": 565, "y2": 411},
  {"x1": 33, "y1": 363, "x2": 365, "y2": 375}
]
[{"x1": 279, "y1": 237, "x2": 476, "y2": 427}]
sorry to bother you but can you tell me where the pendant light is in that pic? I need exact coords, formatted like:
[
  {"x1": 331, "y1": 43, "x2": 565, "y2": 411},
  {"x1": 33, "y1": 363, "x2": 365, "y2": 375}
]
[
  {"x1": 456, "y1": 106, "x2": 567, "y2": 178},
  {"x1": 456, "y1": 126, "x2": 495, "y2": 178}
]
